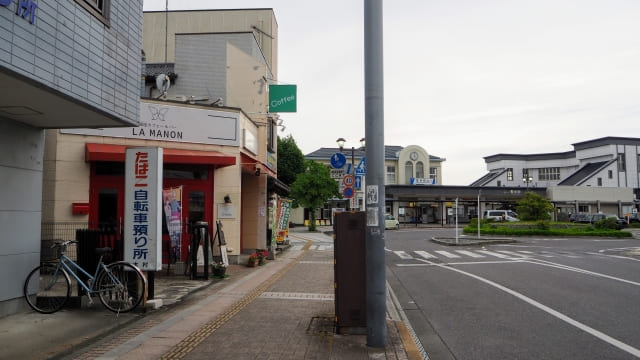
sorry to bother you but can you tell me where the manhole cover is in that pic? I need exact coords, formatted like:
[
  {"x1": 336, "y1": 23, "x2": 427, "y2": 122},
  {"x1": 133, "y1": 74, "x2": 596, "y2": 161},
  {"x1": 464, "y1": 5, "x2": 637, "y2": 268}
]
[{"x1": 307, "y1": 314, "x2": 336, "y2": 336}]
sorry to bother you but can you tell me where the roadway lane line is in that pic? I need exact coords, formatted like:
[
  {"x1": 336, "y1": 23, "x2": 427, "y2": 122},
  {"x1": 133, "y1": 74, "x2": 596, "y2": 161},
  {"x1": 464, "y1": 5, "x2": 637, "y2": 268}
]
[
  {"x1": 497, "y1": 250, "x2": 529, "y2": 257},
  {"x1": 398, "y1": 260, "x2": 521, "y2": 266},
  {"x1": 586, "y1": 252, "x2": 640, "y2": 262},
  {"x1": 525, "y1": 258, "x2": 640, "y2": 287},
  {"x1": 414, "y1": 257, "x2": 640, "y2": 358}
]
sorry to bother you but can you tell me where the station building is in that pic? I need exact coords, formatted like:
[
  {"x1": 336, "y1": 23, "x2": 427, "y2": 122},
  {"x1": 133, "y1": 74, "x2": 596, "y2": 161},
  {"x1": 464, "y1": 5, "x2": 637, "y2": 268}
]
[
  {"x1": 300, "y1": 137, "x2": 638, "y2": 227},
  {"x1": 0, "y1": 0, "x2": 143, "y2": 316}
]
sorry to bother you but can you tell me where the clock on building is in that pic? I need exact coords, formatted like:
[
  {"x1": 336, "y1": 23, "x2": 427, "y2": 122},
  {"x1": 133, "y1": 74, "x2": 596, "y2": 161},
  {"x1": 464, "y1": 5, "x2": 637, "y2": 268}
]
[{"x1": 410, "y1": 151, "x2": 418, "y2": 161}]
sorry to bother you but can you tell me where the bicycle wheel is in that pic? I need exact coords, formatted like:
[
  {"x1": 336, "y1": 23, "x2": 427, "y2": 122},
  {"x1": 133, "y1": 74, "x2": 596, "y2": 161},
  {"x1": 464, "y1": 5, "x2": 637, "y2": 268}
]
[
  {"x1": 97, "y1": 262, "x2": 145, "y2": 313},
  {"x1": 23, "y1": 263, "x2": 71, "y2": 314}
]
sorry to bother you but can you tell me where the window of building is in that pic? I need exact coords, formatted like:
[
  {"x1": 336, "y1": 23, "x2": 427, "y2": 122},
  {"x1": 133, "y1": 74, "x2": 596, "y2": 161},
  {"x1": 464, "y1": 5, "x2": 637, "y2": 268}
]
[
  {"x1": 405, "y1": 161, "x2": 413, "y2": 184},
  {"x1": 416, "y1": 161, "x2": 424, "y2": 179},
  {"x1": 74, "y1": 0, "x2": 110, "y2": 25},
  {"x1": 507, "y1": 168, "x2": 513, "y2": 181},
  {"x1": 597, "y1": 177, "x2": 602, "y2": 186},
  {"x1": 522, "y1": 168, "x2": 529, "y2": 179},
  {"x1": 538, "y1": 167, "x2": 560, "y2": 181},
  {"x1": 618, "y1": 153, "x2": 626, "y2": 172},
  {"x1": 497, "y1": 180, "x2": 502, "y2": 187},
  {"x1": 386, "y1": 166, "x2": 396, "y2": 184},
  {"x1": 608, "y1": 170, "x2": 613, "y2": 179},
  {"x1": 429, "y1": 167, "x2": 437, "y2": 182}
]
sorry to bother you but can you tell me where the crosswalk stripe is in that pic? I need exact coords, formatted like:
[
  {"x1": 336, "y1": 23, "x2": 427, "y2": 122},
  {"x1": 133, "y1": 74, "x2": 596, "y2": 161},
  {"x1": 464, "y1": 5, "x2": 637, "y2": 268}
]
[
  {"x1": 455, "y1": 250, "x2": 485, "y2": 258},
  {"x1": 394, "y1": 251, "x2": 413, "y2": 259},
  {"x1": 518, "y1": 251, "x2": 534, "y2": 254},
  {"x1": 414, "y1": 250, "x2": 436, "y2": 259},
  {"x1": 497, "y1": 250, "x2": 528, "y2": 257},
  {"x1": 435, "y1": 250, "x2": 460, "y2": 258},
  {"x1": 476, "y1": 250, "x2": 512, "y2": 259}
]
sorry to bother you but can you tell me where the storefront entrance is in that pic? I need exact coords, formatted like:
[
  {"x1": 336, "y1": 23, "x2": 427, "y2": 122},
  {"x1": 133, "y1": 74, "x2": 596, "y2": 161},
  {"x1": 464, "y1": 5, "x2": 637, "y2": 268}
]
[{"x1": 89, "y1": 162, "x2": 213, "y2": 264}]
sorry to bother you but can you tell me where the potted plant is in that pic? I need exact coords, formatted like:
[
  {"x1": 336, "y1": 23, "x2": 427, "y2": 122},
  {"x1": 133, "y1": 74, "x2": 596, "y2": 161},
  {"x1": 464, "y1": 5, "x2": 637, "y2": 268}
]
[
  {"x1": 211, "y1": 263, "x2": 227, "y2": 277},
  {"x1": 257, "y1": 250, "x2": 269, "y2": 265},
  {"x1": 247, "y1": 253, "x2": 259, "y2": 267}
]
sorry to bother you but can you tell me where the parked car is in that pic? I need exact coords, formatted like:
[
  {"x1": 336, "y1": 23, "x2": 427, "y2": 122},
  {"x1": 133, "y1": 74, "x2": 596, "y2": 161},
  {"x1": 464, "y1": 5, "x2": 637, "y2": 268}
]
[
  {"x1": 385, "y1": 214, "x2": 399, "y2": 230},
  {"x1": 588, "y1": 213, "x2": 627, "y2": 229},
  {"x1": 483, "y1": 210, "x2": 519, "y2": 222},
  {"x1": 569, "y1": 213, "x2": 588, "y2": 223}
]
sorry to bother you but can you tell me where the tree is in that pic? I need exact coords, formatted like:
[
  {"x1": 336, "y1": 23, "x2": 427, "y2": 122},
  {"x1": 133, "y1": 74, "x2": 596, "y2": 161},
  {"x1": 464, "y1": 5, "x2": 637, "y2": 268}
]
[
  {"x1": 277, "y1": 135, "x2": 306, "y2": 186},
  {"x1": 516, "y1": 192, "x2": 554, "y2": 221},
  {"x1": 289, "y1": 160, "x2": 340, "y2": 231}
]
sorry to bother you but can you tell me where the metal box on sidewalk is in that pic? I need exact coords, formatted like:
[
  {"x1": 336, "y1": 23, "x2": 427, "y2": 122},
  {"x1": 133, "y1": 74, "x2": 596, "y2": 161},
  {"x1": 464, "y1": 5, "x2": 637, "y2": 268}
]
[{"x1": 333, "y1": 211, "x2": 366, "y2": 334}]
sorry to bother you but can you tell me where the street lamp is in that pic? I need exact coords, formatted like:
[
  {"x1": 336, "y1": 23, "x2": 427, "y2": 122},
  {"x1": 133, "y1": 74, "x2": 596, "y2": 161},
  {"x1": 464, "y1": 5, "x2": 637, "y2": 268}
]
[
  {"x1": 522, "y1": 174, "x2": 533, "y2": 190},
  {"x1": 337, "y1": 138, "x2": 366, "y2": 210},
  {"x1": 336, "y1": 137, "x2": 366, "y2": 173}
]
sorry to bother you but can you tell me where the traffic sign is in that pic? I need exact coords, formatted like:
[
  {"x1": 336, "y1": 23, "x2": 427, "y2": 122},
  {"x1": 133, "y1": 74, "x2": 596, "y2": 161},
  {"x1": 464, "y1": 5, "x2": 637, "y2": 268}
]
[
  {"x1": 355, "y1": 157, "x2": 366, "y2": 174},
  {"x1": 342, "y1": 186, "x2": 354, "y2": 198},
  {"x1": 330, "y1": 168, "x2": 345, "y2": 179},
  {"x1": 330, "y1": 153, "x2": 347, "y2": 169},
  {"x1": 354, "y1": 175, "x2": 362, "y2": 189},
  {"x1": 343, "y1": 174, "x2": 355, "y2": 187}
]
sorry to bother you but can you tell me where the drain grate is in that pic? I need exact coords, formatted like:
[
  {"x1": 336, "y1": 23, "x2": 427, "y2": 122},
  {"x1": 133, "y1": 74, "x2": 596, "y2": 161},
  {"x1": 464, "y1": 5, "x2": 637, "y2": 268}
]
[{"x1": 307, "y1": 314, "x2": 336, "y2": 336}]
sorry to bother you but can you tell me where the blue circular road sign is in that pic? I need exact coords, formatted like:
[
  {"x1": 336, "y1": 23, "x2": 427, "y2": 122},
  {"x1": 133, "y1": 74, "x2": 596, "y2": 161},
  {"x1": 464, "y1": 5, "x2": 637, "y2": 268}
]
[
  {"x1": 330, "y1": 153, "x2": 347, "y2": 169},
  {"x1": 343, "y1": 186, "x2": 354, "y2": 199}
]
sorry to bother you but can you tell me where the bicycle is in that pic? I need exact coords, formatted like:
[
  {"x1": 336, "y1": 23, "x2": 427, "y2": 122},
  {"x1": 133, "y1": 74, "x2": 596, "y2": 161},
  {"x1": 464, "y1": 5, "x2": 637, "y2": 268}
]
[{"x1": 23, "y1": 240, "x2": 146, "y2": 314}]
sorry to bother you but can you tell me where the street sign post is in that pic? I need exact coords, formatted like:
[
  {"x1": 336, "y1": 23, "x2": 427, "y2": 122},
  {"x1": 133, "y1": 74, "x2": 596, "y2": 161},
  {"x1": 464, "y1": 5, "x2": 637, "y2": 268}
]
[
  {"x1": 343, "y1": 187, "x2": 354, "y2": 199},
  {"x1": 343, "y1": 174, "x2": 355, "y2": 187},
  {"x1": 331, "y1": 153, "x2": 347, "y2": 169}
]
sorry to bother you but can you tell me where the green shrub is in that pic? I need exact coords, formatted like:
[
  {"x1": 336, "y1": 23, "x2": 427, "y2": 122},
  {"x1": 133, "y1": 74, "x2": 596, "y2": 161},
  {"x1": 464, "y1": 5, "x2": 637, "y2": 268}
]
[
  {"x1": 462, "y1": 222, "x2": 631, "y2": 238},
  {"x1": 536, "y1": 220, "x2": 550, "y2": 230},
  {"x1": 594, "y1": 218, "x2": 618, "y2": 230}
]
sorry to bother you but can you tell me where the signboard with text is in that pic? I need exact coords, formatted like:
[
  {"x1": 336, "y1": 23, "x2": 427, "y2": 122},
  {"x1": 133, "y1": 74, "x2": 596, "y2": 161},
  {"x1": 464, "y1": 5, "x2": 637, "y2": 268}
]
[
  {"x1": 124, "y1": 147, "x2": 163, "y2": 271},
  {"x1": 268, "y1": 85, "x2": 297, "y2": 112}
]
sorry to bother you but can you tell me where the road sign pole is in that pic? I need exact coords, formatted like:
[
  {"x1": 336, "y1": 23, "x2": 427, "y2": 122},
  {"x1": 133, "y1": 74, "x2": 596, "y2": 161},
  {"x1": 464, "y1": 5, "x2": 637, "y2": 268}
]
[{"x1": 364, "y1": 0, "x2": 386, "y2": 348}]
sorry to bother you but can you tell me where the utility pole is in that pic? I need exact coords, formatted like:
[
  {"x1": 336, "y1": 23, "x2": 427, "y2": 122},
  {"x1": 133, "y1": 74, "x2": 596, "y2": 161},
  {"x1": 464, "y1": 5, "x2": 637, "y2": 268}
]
[{"x1": 364, "y1": 0, "x2": 386, "y2": 348}]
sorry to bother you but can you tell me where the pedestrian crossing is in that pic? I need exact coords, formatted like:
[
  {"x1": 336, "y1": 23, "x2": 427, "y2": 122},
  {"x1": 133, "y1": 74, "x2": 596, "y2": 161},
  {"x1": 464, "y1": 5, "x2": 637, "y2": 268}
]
[{"x1": 392, "y1": 249, "x2": 590, "y2": 261}]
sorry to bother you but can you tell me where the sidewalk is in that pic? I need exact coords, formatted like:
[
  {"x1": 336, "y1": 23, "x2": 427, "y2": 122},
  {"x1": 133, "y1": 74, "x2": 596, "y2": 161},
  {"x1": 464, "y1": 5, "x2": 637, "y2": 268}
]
[{"x1": 0, "y1": 226, "x2": 421, "y2": 360}]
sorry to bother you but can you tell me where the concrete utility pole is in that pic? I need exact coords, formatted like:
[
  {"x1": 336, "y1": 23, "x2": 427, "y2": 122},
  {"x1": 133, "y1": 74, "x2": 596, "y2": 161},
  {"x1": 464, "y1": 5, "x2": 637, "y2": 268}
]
[{"x1": 364, "y1": 0, "x2": 386, "y2": 348}]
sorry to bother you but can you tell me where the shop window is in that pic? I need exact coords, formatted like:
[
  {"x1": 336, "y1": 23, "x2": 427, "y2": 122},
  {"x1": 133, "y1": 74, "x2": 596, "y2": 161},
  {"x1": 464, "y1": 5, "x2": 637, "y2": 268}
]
[
  {"x1": 164, "y1": 164, "x2": 209, "y2": 180},
  {"x1": 95, "y1": 161, "x2": 124, "y2": 175}
]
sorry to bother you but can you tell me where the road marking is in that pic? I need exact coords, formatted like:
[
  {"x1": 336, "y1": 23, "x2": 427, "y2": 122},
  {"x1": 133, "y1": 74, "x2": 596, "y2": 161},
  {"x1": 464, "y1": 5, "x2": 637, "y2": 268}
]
[
  {"x1": 526, "y1": 258, "x2": 640, "y2": 287},
  {"x1": 586, "y1": 252, "x2": 640, "y2": 262},
  {"x1": 497, "y1": 250, "x2": 528, "y2": 257},
  {"x1": 394, "y1": 251, "x2": 413, "y2": 259},
  {"x1": 476, "y1": 250, "x2": 512, "y2": 259},
  {"x1": 415, "y1": 257, "x2": 640, "y2": 358},
  {"x1": 518, "y1": 251, "x2": 534, "y2": 254},
  {"x1": 414, "y1": 250, "x2": 436, "y2": 259},
  {"x1": 398, "y1": 260, "x2": 521, "y2": 267},
  {"x1": 455, "y1": 250, "x2": 485, "y2": 258},
  {"x1": 435, "y1": 250, "x2": 460, "y2": 258}
]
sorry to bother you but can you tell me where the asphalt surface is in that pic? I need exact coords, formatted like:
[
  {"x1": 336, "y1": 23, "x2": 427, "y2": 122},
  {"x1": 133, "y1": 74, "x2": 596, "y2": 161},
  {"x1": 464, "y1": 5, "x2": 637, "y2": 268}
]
[{"x1": 385, "y1": 227, "x2": 640, "y2": 360}]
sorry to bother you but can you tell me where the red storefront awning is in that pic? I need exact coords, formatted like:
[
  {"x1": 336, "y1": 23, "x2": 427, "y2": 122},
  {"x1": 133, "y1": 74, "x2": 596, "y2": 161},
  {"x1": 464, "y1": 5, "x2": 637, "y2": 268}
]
[{"x1": 85, "y1": 143, "x2": 236, "y2": 167}]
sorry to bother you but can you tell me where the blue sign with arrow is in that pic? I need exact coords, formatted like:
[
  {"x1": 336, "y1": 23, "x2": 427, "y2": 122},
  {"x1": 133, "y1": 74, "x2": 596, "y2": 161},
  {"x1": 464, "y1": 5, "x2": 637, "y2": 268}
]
[{"x1": 354, "y1": 175, "x2": 362, "y2": 189}]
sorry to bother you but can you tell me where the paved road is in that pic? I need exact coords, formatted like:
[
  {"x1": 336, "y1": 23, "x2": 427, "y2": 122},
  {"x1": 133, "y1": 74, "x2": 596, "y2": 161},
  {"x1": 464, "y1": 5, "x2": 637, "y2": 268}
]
[{"x1": 386, "y1": 228, "x2": 640, "y2": 360}]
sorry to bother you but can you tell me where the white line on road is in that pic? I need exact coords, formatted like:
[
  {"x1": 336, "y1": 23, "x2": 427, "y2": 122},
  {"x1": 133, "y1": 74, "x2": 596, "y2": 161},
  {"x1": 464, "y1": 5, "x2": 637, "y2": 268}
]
[
  {"x1": 394, "y1": 251, "x2": 413, "y2": 259},
  {"x1": 586, "y1": 252, "x2": 640, "y2": 262},
  {"x1": 398, "y1": 260, "x2": 521, "y2": 266},
  {"x1": 497, "y1": 250, "x2": 529, "y2": 257},
  {"x1": 435, "y1": 250, "x2": 460, "y2": 258},
  {"x1": 414, "y1": 257, "x2": 640, "y2": 358},
  {"x1": 414, "y1": 250, "x2": 436, "y2": 259},
  {"x1": 476, "y1": 250, "x2": 513, "y2": 259},
  {"x1": 525, "y1": 258, "x2": 640, "y2": 287},
  {"x1": 455, "y1": 250, "x2": 485, "y2": 258}
]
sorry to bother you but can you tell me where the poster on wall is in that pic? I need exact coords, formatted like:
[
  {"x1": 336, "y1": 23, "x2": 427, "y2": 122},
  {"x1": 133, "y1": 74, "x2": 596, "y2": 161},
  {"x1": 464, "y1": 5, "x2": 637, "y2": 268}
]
[
  {"x1": 163, "y1": 187, "x2": 183, "y2": 263},
  {"x1": 124, "y1": 147, "x2": 163, "y2": 271},
  {"x1": 273, "y1": 198, "x2": 293, "y2": 245}
]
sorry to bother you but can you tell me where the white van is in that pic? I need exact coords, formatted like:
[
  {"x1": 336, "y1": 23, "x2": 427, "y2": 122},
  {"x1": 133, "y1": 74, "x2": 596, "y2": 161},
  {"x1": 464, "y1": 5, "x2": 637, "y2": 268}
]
[{"x1": 483, "y1": 210, "x2": 519, "y2": 222}]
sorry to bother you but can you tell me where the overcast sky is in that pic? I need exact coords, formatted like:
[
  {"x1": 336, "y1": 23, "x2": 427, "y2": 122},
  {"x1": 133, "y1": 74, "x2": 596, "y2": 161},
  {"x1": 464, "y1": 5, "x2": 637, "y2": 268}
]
[{"x1": 143, "y1": 0, "x2": 640, "y2": 185}]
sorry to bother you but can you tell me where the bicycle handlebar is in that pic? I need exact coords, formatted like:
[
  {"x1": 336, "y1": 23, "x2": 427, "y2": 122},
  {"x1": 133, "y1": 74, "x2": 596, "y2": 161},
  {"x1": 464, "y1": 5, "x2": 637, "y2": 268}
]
[{"x1": 49, "y1": 240, "x2": 78, "y2": 248}]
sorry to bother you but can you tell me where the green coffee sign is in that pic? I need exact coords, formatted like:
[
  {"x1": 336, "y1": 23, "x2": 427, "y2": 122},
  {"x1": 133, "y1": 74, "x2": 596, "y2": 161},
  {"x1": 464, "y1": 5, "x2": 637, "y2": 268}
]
[{"x1": 269, "y1": 85, "x2": 297, "y2": 112}]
